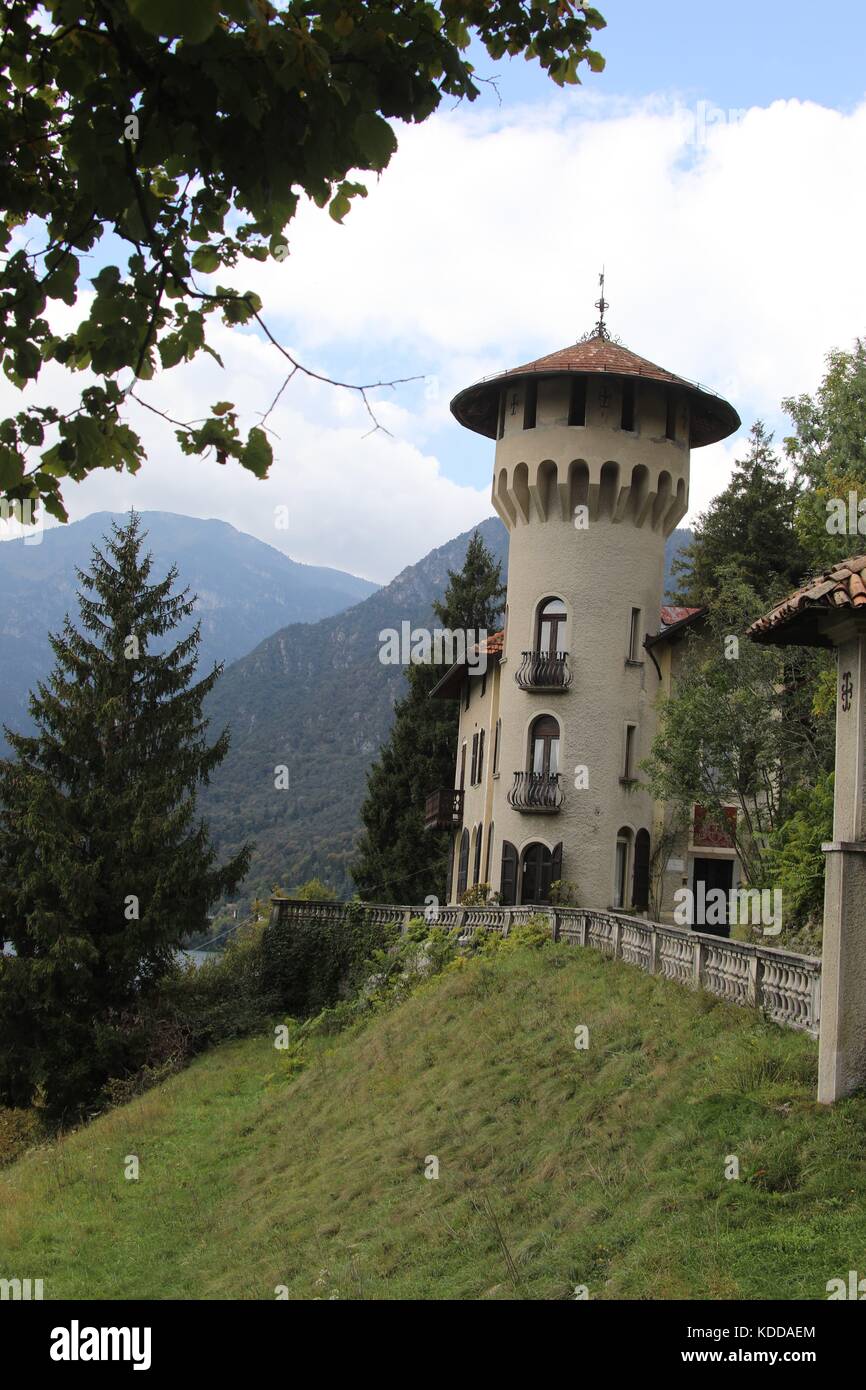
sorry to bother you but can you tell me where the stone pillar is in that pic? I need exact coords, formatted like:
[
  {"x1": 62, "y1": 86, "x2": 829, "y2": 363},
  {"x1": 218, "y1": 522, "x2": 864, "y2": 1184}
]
[{"x1": 818, "y1": 631, "x2": 866, "y2": 1103}]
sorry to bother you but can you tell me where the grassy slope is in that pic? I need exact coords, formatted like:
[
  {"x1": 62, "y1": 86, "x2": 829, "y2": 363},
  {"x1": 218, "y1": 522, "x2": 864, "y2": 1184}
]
[{"x1": 2, "y1": 943, "x2": 864, "y2": 1301}]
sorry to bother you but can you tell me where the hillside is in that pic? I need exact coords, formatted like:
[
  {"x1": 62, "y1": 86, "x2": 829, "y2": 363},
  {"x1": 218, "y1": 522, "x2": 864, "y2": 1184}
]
[
  {"x1": 202, "y1": 523, "x2": 691, "y2": 897},
  {"x1": 2, "y1": 941, "x2": 862, "y2": 1300},
  {"x1": 0, "y1": 511, "x2": 377, "y2": 751}
]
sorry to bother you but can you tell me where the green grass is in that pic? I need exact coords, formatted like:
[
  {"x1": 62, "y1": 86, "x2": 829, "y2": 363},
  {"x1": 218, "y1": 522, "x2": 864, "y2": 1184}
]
[{"x1": 2, "y1": 943, "x2": 864, "y2": 1300}]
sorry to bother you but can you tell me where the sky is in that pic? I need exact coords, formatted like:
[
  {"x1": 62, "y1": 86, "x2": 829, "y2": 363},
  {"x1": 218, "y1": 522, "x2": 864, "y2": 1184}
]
[{"x1": 3, "y1": 1, "x2": 866, "y2": 582}]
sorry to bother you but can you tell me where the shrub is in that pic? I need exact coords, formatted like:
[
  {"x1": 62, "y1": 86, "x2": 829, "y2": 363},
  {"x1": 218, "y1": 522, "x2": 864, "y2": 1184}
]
[
  {"x1": 459, "y1": 882, "x2": 500, "y2": 906},
  {"x1": 260, "y1": 902, "x2": 397, "y2": 1016},
  {"x1": 0, "y1": 1106, "x2": 44, "y2": 1168}
]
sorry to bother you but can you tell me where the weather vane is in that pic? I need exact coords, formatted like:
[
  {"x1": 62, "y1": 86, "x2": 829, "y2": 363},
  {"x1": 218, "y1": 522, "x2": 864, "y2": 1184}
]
[{"x1": 593, "y1": 268, "x2": 609, "y2": 339}]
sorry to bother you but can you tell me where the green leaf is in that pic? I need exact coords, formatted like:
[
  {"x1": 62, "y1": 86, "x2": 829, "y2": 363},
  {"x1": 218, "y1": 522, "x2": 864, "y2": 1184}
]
[
  {"x1": 353, "y1": 114, "x2": 398, "y2": 172},
  {"x1": 191, "y1": 246, "x2": 221, "y2": 274},
  {"x1": 128, "y1": 0, "x2": 220, "y2": 44},
  {"x1": 241, "y1": 427, "x2": 273, "y2": 479}
]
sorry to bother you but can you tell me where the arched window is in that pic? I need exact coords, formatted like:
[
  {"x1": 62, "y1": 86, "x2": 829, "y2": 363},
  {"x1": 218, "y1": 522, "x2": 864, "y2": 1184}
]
[
  {"x1": 457, "y1": 828, "x2": 469, "y2": 899},
  {"x1": 537, "y1": 597, "x2": 566, "y2": 654},
  {"x1": 530, "y1": 714, "x2": 560, "y2": 776},
  {"x1": 484, "y1": 822, "x2": 494, "y2": 883},
  {"x1": 633, "y1": 829, "x2": 651, "y2": 911},
  {"x1": 472, "y1": 825, "x2": 483, "y2": 886},
  {"x1": 500, "y1": 840, "x2": 518, "y2": 905},
  {"x1": 614, "y1": 827, "x2": 633, "y2": 910}
]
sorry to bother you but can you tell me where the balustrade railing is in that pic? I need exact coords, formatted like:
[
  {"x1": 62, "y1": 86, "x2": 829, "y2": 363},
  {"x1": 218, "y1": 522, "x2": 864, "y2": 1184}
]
[
  {"x1": 269, "y1": 897, "x2": 821, "y2": 1036},
  {"x1": 515, "y1": 650, "x2": 572, "y2": 691}
]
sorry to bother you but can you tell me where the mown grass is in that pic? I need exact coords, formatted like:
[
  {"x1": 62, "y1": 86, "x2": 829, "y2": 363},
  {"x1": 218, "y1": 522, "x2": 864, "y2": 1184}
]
[{"x1": 1, "y1": 943, "x2": 864, "y2": 1300}]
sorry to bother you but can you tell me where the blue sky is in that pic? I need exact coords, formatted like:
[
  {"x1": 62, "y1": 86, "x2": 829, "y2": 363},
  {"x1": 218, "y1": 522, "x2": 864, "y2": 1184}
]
[{"x1": 3, "y1": 3, "x2": 866, "y2": 581}]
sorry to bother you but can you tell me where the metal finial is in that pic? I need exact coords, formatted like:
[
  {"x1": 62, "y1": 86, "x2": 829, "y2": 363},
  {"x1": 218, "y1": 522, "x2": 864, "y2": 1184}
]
[{"x1": 593, "y1": 268, "x2": 609, "y2": 340}]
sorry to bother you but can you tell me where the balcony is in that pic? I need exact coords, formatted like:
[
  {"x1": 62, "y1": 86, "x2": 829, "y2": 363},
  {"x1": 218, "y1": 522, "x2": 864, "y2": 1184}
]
[
  {"x1": 507, "y1": 771, "x2": 563, "y2": 813},
  {"x1": 514, "y1": 650, "x2": 571, "y2": 691},
  {"x1": 424, "y1": 787, "x2": 464, "y2": 830}
]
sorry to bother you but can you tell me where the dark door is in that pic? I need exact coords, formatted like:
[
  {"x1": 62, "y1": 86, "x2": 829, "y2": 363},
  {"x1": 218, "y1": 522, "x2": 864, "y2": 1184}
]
[
  {"x1": 521, "y1": 842, "x2": 553, "y2": 904},
  {"x1": 692, "y1": 857, "x2": 733, "y2": 937}
]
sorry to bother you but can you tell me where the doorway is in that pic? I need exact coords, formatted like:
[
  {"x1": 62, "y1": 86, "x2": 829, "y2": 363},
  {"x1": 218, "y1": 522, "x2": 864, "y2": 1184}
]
[{"x1": 691, "y1": 857, "x2": 733, "y2": 937}]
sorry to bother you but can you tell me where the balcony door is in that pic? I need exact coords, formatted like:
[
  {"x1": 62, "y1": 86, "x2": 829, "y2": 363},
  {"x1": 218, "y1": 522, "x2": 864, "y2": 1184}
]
[
  {"x1": 520, "y1": 841, "x2": 562, "y2": 904},
  {"x1": 537, "y1": 597, "x2": 566, "y2": 654},
  {"x1": 531, "y1": 714, "x2": 560, "y2": 776}
]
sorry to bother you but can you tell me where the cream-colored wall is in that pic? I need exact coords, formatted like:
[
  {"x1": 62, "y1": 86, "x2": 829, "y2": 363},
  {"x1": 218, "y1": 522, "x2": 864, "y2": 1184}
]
[
  {"x1": 450, "y1": 374, "x2": 690, "y2": 908},
  {"x1": 450, "y1": 662, "x2": 501, "y2": 898}
]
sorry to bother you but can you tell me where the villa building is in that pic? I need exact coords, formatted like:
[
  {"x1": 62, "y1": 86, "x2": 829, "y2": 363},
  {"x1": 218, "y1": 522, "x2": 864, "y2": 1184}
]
[{"x1": 427, "y1": 315, "x2": 744, "y2": 930}]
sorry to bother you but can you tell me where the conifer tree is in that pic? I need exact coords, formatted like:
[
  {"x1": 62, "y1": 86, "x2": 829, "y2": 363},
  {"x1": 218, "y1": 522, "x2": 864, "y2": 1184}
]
[
  {"x1": 0, "y1": 513, "x2": 249, "y2": 1115},
  {"x1": 671, "y1": 422, "x2": 807, "y2": 606},
  {"x1": 352, "y1": 532, "x2": 505, "y2": 904}
]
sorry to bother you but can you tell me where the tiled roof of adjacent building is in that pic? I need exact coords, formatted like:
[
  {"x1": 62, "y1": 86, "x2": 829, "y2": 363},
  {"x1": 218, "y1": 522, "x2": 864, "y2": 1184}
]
[
  {"x1": 660, "y1": 604, "x2": 705, "y2": 628},
  {"x1": 748, "y1": 555, "x2": 866, "y2": 648},
  {"x1": 450, "y1": 332, "x2": 740, "y2": 447}
]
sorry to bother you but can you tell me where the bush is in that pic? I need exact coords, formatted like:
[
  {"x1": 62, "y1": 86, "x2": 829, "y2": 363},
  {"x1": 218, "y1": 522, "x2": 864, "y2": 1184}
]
[
  {"x1": 459, "y1": 882, "x2": 500, "y2": 906},
  {"x1": 260, "y1": 902, "x2": 397, "y2": 1016},
  {"x1": 0, "y1": 1106, "x2": 44, "y2": 1167}
]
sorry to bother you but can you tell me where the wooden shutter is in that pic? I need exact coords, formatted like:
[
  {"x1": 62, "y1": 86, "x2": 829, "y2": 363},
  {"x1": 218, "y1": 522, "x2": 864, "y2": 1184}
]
[
  {"x1": 551, "y1": 841, "x2": 563, "y2": 893},
  {"x1": 500, "y1": 840, "x2": 518, "y2": 906},
  {"x1": 457, "y1": 829, "x2": 470, "y2": 899}
]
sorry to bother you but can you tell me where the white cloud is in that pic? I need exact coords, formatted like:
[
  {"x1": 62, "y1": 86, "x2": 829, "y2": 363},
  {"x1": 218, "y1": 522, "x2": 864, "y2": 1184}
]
[{"x1": 4, "y1": 90, "x2": 865, "y2": 572}]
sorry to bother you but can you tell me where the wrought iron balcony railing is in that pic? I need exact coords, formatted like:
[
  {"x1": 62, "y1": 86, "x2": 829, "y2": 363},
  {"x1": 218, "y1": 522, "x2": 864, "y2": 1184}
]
[
  {"x1": 424, "y1": 787, "x2": 465, "y2": 830},
  {"x1": 514, "y1": 650, "x2": 571, "y2": 691},
  {"x1": 507, "y1": 770, "x2": 563, "y2": 813}
]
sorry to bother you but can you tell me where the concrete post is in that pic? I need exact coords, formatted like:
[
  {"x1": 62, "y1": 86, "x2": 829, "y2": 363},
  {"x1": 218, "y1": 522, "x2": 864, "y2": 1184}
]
[{"x1": 818, "y1": 630, "x2": 866, "y2": 1103}]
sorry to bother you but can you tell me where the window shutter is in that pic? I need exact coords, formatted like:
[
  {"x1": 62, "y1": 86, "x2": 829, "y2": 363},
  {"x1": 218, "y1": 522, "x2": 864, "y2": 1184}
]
[
  {"x1": 457, "y1": 829, "x2": 470, "y2": 899},
  {"x1": 500, "y1": 840, "x2": 518, "y2": 906},
  {"x1": 551, "y1": 841, "x2": 563, "y2": 891}
]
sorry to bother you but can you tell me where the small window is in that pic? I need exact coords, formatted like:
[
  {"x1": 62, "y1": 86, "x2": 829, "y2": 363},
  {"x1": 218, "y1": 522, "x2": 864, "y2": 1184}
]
[
  {"x1": 627, "y1": 607, "x2": 642, "y2": 662},
  {"x1": 621, "y1": 379, "x2": 636, "y2": 432},
  {"x1": 530, "y1": 714, "x2": 560, "y2": 777},
  {"x1": 493, "y1": 718, "x2": 501, "y2": 775},
  {"x1": 470, "y1": 732, "x2": 478, "y2": 785},
  {"x1": 477, "y1": 727, "x2": 485, "y2": 784},
  {"x1": 665, "y1": 391, "x2": 677, "y2": 441},
  {"x1": 614, "y1": 833, "x2": 629, "y2": 909},
  {"x1": 623, "y1": 724, "x2": 637, "y2": 780},
  {"x1": 568, "y1": 376, "x2": 586, "y2": 427},
  {"x1": 523, "y1": 379, "x2": 538, "y2": 431},
  {"x1": 459, "y1": 742, "x2": 466, "y2": 790}
]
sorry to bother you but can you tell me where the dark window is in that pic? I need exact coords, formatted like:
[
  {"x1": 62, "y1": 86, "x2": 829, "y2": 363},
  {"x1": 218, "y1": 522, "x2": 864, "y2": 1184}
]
[
  {"x1": 459, "y1": 742, "x2": 466, "y2": 790},
  {"x1": 623, "y1": 725, "x2": 636, "y2": 780},
  {"x1": 523, "y1": 379, "x2": 538, "y2": 430},
  {"x1": 530, "y1": 714, "x2": 560, "y2": 776},
  {"x1": 500, "y1": 840, "x2": 518, "y2": 906},
  {"x1": 493, "y1": 718, "x2": 501, "y2": 775},
  {"x1": 568, "y1": 376, "x2": 586, "y2": 426},
  {"x1": 473, "y1": 827, "x2": 482, "y2": 885},
  {"x1": 633, "y1": 829, "x2": 651, "y2": 910},
  {"x1": 614, "y1": 830, "x2": 630, "y2": 909},
  {"x1": 665, "y1": 392, "x2": 677, "y2": 441},
  {"x1": 521, "y1": 842, "x2": 554, "y2": 904},
  {"x1": 621, "y1": 379, "x2": 636, "y2": 432},
  {"x1": 470, "y1": 732, "x2": 478, "y2": 785},
  {"x1": 484, "y1": 822, "x2": 494, "y2": 883},
  {"x1": 477, "y1": 727, "x2": 485, "y2": 784},
  {"x1": 628, "y1": 607, "x2": 642, "y2": 661},
  {"x1": 537, "y1": 597, "x2": 566, "y2": 654},
  {"x1": 457, "y1": 829, "x2": 470, "y2": 899}
]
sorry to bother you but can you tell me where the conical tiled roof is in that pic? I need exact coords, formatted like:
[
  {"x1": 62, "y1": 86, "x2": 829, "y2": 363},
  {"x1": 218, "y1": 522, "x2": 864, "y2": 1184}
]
[{"x1": 450, "y1": 332, "x2": 740, "y2": 447}]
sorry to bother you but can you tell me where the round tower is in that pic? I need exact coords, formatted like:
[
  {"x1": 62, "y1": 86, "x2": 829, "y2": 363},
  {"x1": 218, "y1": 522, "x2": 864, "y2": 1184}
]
[{"x1": 449, "y1": 321, "x2": 740, "y2": 911}]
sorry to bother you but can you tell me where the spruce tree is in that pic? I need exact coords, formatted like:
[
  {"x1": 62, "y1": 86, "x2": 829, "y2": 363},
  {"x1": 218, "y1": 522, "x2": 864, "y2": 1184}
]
[
  {"x1": 0, "y1": 513, "x2": 249, "y2": 1115},
  {"x1": 352, "y1": 531, "x2": 505, "y2": 904},
  {"x1": 671, "y1": 422, "x2": 807, "y2": 606}
]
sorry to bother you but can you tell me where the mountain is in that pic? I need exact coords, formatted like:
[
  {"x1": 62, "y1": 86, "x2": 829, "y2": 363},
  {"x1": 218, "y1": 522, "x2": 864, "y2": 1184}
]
[
  {"x1": 0, "y1": 511, "x2": 377, "y2": 749},
  {"x1": 664, "y1": 527, "x2": 693, "y2": 597},
  {"x1": 201, "y1": 521, "x2": 689, "y2": 898}
]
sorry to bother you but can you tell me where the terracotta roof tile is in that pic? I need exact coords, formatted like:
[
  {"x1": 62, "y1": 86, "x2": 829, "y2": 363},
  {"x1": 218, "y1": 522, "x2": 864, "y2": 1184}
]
[
  {"x1": 749, "y1": 555, "x2": 866, "y2": 647},
  {"x1": 450, "y1": 332, "x2": 740, "y2": 447}
]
